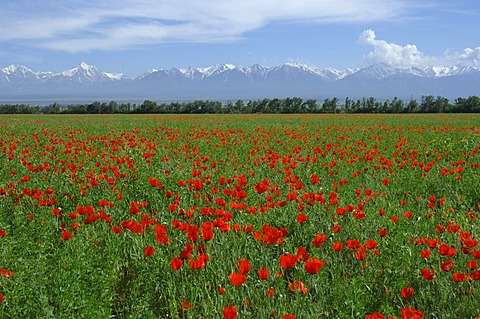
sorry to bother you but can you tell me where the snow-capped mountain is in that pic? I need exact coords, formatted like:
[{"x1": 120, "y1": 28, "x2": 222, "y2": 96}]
[
  {"x1": 1, "y1": 61, "x2": 479, "y2": 101},
  {"x1": 1, "y1": 62, "x2": 127, "y2": 85}
]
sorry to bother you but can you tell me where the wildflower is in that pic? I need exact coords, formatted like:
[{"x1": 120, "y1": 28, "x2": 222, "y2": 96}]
[
  {"x1": 229, "y1": 273, "x2": 247, "y2": 286},
  {"x1": 223, "y1": 306, "x2": 237, "y2": 319},
  {"x1": 400, "y1": 307, "x2": 424, "y2": 319},
  {"x1": 171, "y1": 258, "x2": 182, "y2": 270},
  {"x1": 400, "y1": 287, "x2": 414, "y2": 299},
  {"x1": 258, "y1": 267, "x2": 269, "y2": 280},
  {"x1": 333, "y1": 242, "x2": 343, "y2": 252},
  {"x1": 61, "y1": 230, "x2": 73, "y2": 241},
  {"x1": 421, "y1": 268, "x2": 435, "y2": 280},
  {"x1": 143, "y1": 246, "x2": 155, "y2": 257},
  {"x1": 312, "y1": 233, "x2": 327, "y2": 247},
  {"x1": 304, "y1": 258, "x2": 325, "y2": 274},
  {"x1": 288, "y1": 280, "x2": 307, "y2": 294},
  {"x1": 279, "y1": 254, "x2": 297, "y2": 269}
]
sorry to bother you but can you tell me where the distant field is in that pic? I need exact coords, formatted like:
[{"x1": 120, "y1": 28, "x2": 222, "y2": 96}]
[{"x1": 0, "y1": 114, "x2": 479, "y2": 318}]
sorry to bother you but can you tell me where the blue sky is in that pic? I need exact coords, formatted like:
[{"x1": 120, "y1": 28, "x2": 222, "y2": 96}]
[{"x1": 0, "y1": 0, "x2": 479, "y2": 77}]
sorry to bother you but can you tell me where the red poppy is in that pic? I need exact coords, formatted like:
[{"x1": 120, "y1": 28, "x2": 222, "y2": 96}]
[
  {"x1": 421, "y1": 250, "x2": 431, "y2": 259},
  {"x1": 0, "y1": 293, "x2": 3, "y2": 303},
  {"x1": 333, "y1": 242, "x2": 343, "y2": 252},
  {"x1": 258, "y1": 267, "x2": 269, "y2": 280},
  {"x1": 304, "y1": 258, "x2": 325, "y2": 274},
  {"x1": 467, "y1": 260, "x2": 478, "y2": 270},
  {"x1": 229, "y1": 273, "x2": 247, "y2": 286},
  {"x1": 346, "y1": 239, "x2": 361, "y2": 250},
  {"x1": 366, "y1": 313, "x2": 385, "y2": 319},
  {"x1": 61, "y1": 230, "x2": 73, "y2": 241},
  {"x1": 366, "y1": 240, "x2": 377, "y2": 249},
  {"x1": 282, "y1": 315, "x2": 296, "y2": 319},
  {"x1": 421, "y1": 268, "x2": 435, "y2": 280},
  {"x1": 288, "y1": 280, "x2": 307, "y2": 294},
  {"x1": 400, "y1": 287, "x2": 414, "y2": 299},
  {"x1": 452, "y1": 273, "x2": 468, "y2": 282},
  {"x1": 238, "y1": 259, "x2": 251, "y2": 275},
  {"x1": 440, "y1": 260, "x2": 455, "y2": 272},
  {"x1": 182, "y1": 300, "x2": 193, "y2": 310},
  {"x1": 223, "y1": 306, "x2": 237, "y2": 319},
  {"x1": 296, "y1": 213, "x2": 307, "y2": 224},
  {"x1": 312, "y1": 233, "x2": 327, "y2": 247},
  {"x1": 378, "y1": 228, "x2": 388, "y2": 237},
  {"x1": 400, "y1": 307, "x2": 424, "y2": 319},
  {"x1": 355, "y1": 246, "x2": 367, "y2": 260},
  {"x1": 279, "y1": 254, "x2": 297, "y2": 269},
  {"x1": 266, "y1": 288, "x2": 275, "y2": 297},
  {"x1": 171, "y1": 258, "x2": 182, "y2": 270},
  {"x1": 143, "y1": 246, "x2": 155, "y2": 257}
]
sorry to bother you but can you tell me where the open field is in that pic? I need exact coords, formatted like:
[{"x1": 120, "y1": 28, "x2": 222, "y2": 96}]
[{"x1": 0, "y1": 114, "x2": 479, "y2": 318}]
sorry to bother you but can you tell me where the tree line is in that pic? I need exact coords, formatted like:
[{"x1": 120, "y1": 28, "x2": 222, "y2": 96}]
[{"x1": 1, "y1": 95, "x2": 480, "y2": 114}]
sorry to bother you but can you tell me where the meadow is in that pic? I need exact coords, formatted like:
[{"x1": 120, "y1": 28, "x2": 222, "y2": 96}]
[{"x1": 0, "y1": 114, "x2": 478, "y2": 319}]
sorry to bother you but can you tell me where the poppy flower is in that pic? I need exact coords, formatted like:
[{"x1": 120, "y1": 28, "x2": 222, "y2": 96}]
[
  {"x1": 421, "y1": 250, "x2": 431, "y2": 259},
  {"x1": 440, "y1": 260, "x2": 455, "y2": 272},
  {"x1": 279, "y1": 254, "x2": 297, "y2": 269},
  {"x1": 0, "y1": 293, "x2": 3, "y2": 303},
  {"x1": 421, "y1": 268, "x2": 435, "y2": 280},
  {"x1": 467, "y1": 260, "x2": 478, "y2": 270},
  {"x1": 452, "y1": 273, "x2": 468, "y2": 282},
  {"x1": 346, "y1": 239, "x2": 361, "y2": 250},
  {"x1": 258, "y1": 267, "x2": 269, "y2": 280},
  {"x1": 266, "y1": 288, "x2": 275, "y2": 297},
  {"x1": 400, "y1": 287, "x2": 414, "y2": 299},
  {"x1": 312, "y1": 233, "x2": 327, "y2": 247},
  {"x1": 171, "y1": 258, "x2": 182, "y2": 270},
  {"x1": 378, "y1": 228, "x2": 388, "y2": 237},
  {"x1": 355, "y1": 246, "x2": 367, "y2": 260},
  {"x1": 182, "y1": 300, "x2": 193, "y2": 310},
  {"x1": 288, "y1": 280, "x2": 307, "y2": 294},
  {"x1": 223, "y1": 306, "x2": 237, "y2": 319},
  {"x1": 333, "y1": 242, "x2": 343, "y2": 252},
  {"x1": 304, "y1": 258, "x2": 325, "y2": 274},
  {"x1": 296, "y1": 213, "x2": 307, "y2": 224},
  {"x1": 400, "y1": 307, "x2": 424, "y2": 319},
  {"x1": 61, "y1": 230, "x2": 73, "y2": 241},
  {"x1": 144, "y1": 246, "x2": 155, "y2": 257},
  {"x1": 366, "y1": 240, "x2": 377, "y2": 249},
  {"x1": 366, "y1": 313, "x2": 385, "y2": 319},
  {"x1": 229, "y1": 273, "x2": 247, "y2": 286},
  {"x1": 238, "y1": 259, "x2": 251, "y2": 275},
  {"x1": 282, "y1": 315, "x2": 296, "y2": 319}
]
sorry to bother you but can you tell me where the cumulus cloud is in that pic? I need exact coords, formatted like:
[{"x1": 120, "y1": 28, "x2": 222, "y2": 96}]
[
  {"x1": 445, "y1": 47, "x2": 480, "y2": 66},
  {"x1": 0, "y1": 0, "x2": 407, "y2": 52},
  {"x1": 358, "y1": 29, "x2": 435, "y2": 67},
  {"x1": 359, "y1": 29, "x2": 480, "y2": 67}
]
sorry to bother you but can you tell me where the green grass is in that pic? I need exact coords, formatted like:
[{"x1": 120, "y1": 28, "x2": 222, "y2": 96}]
[{"x1": 0, "y1": 114, "x2": 479, "y2": 318}]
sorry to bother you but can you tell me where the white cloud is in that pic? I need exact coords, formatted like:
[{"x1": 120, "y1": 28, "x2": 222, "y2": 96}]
[
  {"x1": 0, "y1": 0, "x2": 407, "y2": 52},
  {"x1": 358, "y1": 29, "x2": 435, "y2": 67},
  {"x1": 445, "y1": 47, "x2": 480, "y2": 66},
  {"x1": 359, "y1": 29, "x2": 480, "y2": 67}
]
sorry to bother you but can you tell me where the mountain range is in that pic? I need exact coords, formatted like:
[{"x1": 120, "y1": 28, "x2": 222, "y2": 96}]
[{"x1": 1, "y1": 61, "x2": 480, "y2": 103}]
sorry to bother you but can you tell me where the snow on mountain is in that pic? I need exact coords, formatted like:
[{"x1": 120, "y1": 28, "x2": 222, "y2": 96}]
[
  {"x1": 0, "y1": 65, "x2": 37, "y2": 83},
  {"x1": 427, "y1": 65, "x2": 479, "y2": 77},
  {"x1": 56, "y1": 62, "x2": 117, "y2": 83},
  {"x1": 2, "y1": 61, "x2": 480, "y2": 101}
]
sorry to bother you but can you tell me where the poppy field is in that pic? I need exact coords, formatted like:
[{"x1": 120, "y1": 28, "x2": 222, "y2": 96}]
[{"x1": 0, "y1": 113, "x2": 479, "y2": 319}]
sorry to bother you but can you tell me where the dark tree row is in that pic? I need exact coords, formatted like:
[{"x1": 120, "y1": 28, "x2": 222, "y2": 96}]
[{"x1": 1, "y1": 95, "x2": 480, "y2": 114}]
